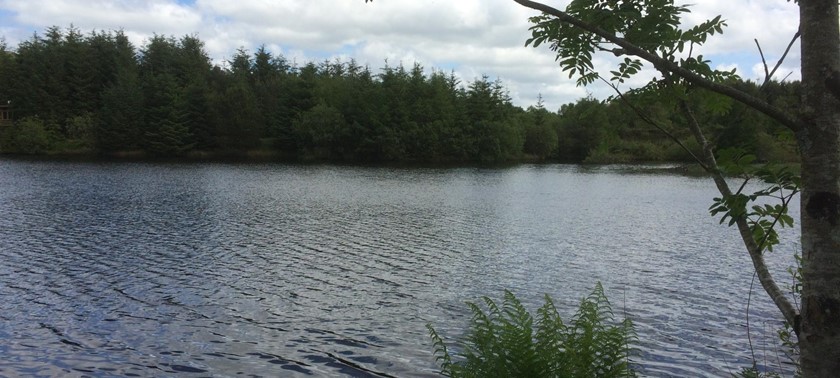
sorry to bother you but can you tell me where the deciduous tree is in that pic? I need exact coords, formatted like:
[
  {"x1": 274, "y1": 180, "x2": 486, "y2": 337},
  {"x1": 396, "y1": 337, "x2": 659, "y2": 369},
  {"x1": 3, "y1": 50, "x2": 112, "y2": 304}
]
[{"x1": 507, "y1": 0, "x2": 839, "y2": 375}]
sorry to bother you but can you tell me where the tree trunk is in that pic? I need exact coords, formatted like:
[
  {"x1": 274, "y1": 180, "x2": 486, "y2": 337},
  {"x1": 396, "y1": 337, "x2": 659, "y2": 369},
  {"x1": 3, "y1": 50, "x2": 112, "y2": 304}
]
[{"x1": 797, "y1": 1, "x2": 840, "y2": 376}]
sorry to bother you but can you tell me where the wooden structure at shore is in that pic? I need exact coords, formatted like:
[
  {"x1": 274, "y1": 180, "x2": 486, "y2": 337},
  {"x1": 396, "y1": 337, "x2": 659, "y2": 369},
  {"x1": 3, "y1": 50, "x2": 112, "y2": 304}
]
[{"x1": 0, "y1": 103, "x2": 10, "y2": 126}]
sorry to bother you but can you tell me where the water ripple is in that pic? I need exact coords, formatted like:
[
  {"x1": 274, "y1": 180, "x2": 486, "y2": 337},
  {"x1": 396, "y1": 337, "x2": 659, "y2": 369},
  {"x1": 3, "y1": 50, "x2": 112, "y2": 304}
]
[{"x1": 0, "y1": 160, "x2": 799, "y2": 377}]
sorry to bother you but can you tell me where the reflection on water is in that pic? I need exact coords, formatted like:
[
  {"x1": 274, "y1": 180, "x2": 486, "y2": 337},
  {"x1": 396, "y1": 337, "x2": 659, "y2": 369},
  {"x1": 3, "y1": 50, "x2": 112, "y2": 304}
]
[{"x1": 0, "y1": 160, "x2": 799, "y2": 377}]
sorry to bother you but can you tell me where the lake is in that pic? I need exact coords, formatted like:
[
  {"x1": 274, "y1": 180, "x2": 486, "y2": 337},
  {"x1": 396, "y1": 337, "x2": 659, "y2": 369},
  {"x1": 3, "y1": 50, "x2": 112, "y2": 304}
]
[{"x1": 0, "y1": 159, "x2": 799, "y2": 377}]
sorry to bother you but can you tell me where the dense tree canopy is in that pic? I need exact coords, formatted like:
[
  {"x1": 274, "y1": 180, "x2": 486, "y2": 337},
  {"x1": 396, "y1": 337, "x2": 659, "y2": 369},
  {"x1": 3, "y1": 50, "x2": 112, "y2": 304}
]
[{"x1": 0, "y1": 26, "x2": 797, "y2": 164}]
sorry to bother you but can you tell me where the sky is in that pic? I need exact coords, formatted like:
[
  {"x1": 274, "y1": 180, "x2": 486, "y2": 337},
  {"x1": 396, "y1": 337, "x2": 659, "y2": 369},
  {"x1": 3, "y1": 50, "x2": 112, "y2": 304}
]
[{"x1": 0, "y1": 0, "x2": 801, "y2": 111}]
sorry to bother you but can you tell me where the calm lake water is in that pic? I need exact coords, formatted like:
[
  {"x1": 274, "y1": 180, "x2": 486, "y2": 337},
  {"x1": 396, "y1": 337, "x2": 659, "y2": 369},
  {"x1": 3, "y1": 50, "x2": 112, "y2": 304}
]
[{"x1": 0, "y1": 159, "x2": 800, "y2": 377}]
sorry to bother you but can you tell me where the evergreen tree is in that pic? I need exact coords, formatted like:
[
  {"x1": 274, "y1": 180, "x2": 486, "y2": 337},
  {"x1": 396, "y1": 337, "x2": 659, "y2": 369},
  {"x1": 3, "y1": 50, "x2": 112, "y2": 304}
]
[
  {"x1": 0, "y1": 37, "x2": 13, "y2": 105},
  {"x1": 142, "y1": 73, "x2": 194, "y2": 155},
  {"x1": 94, "y1": 32, "x2": 143, "y2": 152},
  {"x1": 0, "y1": 25, "x2": 805, "y2": 164},
  {"x1": 524, "y1": 95, "x2": 559, "y2": 160},
  {"x1": 63, "y1": 25, "x2": 96, "y2": 118},
  {"x1": 217, "y1": 77, "x2": 262, "y2": 150},
  {"x1": 97, "y1": 72, "x2": 144, "y2": 151}
]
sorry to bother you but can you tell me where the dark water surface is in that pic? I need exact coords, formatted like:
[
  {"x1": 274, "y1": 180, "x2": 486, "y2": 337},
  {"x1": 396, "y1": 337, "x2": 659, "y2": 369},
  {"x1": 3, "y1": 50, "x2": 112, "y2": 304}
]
[{"x1": 0, "y1": 160, "x2": 799, "y2": 377}]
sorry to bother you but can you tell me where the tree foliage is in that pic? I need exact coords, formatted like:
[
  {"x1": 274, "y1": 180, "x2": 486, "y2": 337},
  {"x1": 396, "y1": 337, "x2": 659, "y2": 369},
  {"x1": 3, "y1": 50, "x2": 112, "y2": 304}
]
[
  {"x1": 0, "y1": 25, "x2": 798, "y2": 163},
  {"x1": 511, "y1": 0, "x2": 840, "y2": 376}
]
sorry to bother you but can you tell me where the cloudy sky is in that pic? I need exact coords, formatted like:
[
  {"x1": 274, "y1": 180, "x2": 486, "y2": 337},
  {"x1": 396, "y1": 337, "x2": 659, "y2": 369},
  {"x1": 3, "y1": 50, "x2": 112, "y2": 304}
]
[{"x1": 0, "y1": 0, "x2": 801, "y2": 111}]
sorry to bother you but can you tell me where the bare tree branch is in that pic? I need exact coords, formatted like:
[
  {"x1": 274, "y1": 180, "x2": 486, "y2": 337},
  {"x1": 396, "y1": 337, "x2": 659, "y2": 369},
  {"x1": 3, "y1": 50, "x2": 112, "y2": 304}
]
[
  {"x1": 757, "y1": 29, "x2": 802, "y2": 89},
  {"x1": 769, "y1": 29, "x2": 801, "y2": 84},
  {"x1": 512, "y1": 0, "x2": 804, "y2": 132},
  {"x1": 755, "y1": 39, "x2": 772, "y2": 83}
]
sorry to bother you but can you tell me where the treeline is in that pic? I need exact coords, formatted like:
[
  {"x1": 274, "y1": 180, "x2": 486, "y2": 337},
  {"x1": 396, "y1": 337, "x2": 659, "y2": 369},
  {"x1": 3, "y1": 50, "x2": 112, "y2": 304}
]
[
  {"x1": 550, "y1": 78, "x2": 800, "y2": 163},
  {"x1": 0, "y1": 26, "x2": 799, "y2": 163}
]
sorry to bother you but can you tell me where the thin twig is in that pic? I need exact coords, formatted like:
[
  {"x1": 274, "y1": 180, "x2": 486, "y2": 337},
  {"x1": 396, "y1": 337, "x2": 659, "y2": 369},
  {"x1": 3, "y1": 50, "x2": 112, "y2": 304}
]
[
  {"x1": 755, "y1": 39, "x2": 771, "y2": 83},
  {"x1": 758, "y1": 29, "x2": 802, "y2": 89},
  {"x1": 747, "y1": 270, "x2": 758, "y2": 370},
  {"x1": 755, "y1": 183, "x2": 799, "y2": 253},
  {"x1": 735, "y1": 177, "x2": 752, "y2": 197},
  {"x1": 766, "y1": 29, "x2": 801, "y2": 85},
  {"x1": 780, "y1": 72, "x2": 794, "y2": 83}
]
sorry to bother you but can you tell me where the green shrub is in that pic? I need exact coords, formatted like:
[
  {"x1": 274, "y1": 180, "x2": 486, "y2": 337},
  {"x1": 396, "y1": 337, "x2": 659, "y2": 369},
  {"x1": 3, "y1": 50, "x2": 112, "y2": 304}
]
[
  {"x1": 12, "y1": 116, "x2": 52, "y2": 154},
  {"x1": 524, "y1": 122, "x2": 559, "y2": 160},
  {"x1": 65, "y1": 112, "x2": 96, "y2": 149},
  {"x1": 428, "y1": 282, "x2": 636, "y2": 378},
  {"x1": 753, "y1": 132, "x2": 799, "y2": 163},
  {"x1": 663, "y1": 137, "x2": 701, "y2": 162}
]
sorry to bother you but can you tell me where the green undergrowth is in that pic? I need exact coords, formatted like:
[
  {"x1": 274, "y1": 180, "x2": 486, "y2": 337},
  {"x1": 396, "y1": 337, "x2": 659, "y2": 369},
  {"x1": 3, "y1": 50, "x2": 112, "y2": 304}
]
[{"x1": 427, "y1": 282, "x2": 636, "y2": 377}]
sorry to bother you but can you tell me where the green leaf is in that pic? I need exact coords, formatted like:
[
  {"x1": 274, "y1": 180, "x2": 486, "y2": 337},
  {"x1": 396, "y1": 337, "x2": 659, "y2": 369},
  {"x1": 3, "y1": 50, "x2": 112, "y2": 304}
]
[{"x1": 427, "y1": 283, "x2": 636, "y2": 377}]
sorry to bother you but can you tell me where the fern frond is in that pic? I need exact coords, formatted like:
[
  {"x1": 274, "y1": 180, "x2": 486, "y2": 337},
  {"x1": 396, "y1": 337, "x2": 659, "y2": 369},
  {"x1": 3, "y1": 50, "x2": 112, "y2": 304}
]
[
  {"x1": 426, "y1": 283, "x2": 636, "y2": 378},
  {"x1": 464, "y1": 299, "x2": 500, "y2": 376},
  {"x1": 427, "y1": 323, "x2": 454, "y2": 376},
  {"x1": 536, "y1": 293, "x2": 568, "y2": 376},
  {"x1": 499, "y1": 290, "x2": 540, "y2": 377}
]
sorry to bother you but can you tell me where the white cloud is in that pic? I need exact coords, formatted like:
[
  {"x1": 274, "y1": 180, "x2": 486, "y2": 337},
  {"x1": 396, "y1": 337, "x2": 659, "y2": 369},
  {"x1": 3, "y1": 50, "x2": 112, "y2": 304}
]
[
  {"x1": 685, "y1": 0, "x2": 801, "y2": 82},
  {"x1": 0, "y1": 0, "x2": 803, "y2": 110},
  {"x1": 751, "y1": 62, "x2": 800, "y2": 83},
  {"x1": 0, "y1": 0, "x2": 202, "y2": 38},
  {"x1": 717, "y1": 63, "x2": 740, "y2": 74}
]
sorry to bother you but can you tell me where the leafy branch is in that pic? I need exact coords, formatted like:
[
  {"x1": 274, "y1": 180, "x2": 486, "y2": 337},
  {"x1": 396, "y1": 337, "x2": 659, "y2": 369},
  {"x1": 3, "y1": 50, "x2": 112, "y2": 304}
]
[
  {"x1": 516, "y1": 0, "x2": 802, "y2": 332},
  {"x1": 710, "y1": 150, "x2": 800, "y2": 253},
  {"x1": 513, "y1": 0, "x2": 803, "y2": 132}
]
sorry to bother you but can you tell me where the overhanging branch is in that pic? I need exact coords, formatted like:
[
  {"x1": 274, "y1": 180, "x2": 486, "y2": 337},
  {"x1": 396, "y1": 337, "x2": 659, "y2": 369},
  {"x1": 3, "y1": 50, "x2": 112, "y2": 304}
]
[{"x1": 512, "y1": 0, "x2": 804, "y2": 132}]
